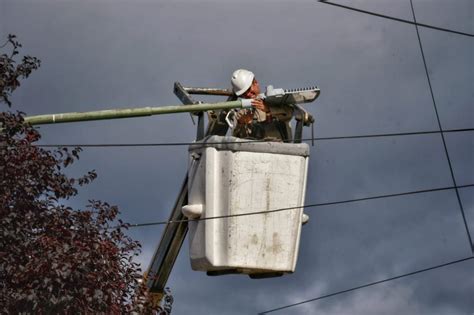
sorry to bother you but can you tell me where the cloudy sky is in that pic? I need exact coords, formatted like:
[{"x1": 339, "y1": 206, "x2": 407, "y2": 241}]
[{"x1": 1, "y1": 0, "x2": 473, "y2": 314}]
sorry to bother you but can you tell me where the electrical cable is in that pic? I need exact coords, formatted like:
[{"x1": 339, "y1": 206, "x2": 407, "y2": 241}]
[
  {"x1": 247, "y1": 5, "x2": 474, "y2": 312},
  {"x1": 26, "y1": 128, "x2": 474, "y2": 148},
  {"x1": 123, "y1": 184, "x2": 474, "y2": 228},
  {"x1": 318, "y1": 1, "x2": 474, "y2": 37},
  {"x1": 409, "y1": 0, "x2": 473, "y2": 253},
  {"x1": 1, "y1": 3, "x2": 471, "y2": 310},
  {"x1": 258, "y1": 255, "x2": 474, "y2": 314}
]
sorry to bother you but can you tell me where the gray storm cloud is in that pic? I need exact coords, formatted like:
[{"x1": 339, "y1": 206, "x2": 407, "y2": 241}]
[{"x1": 1, "y1": 0, "x2": 472, "y2": 314}]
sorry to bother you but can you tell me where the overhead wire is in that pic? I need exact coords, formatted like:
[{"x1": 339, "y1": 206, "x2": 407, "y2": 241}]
[
  {"x1": 256, "y1": 3, "x2": 474, "y2": 313},
  {"x1": 123, "y1": 184, "x2": 474, "y2": 228},
  {"x1": 318, "y1": 1, "x2": 474, "y2": 37},
  {"x1": 408, "y1": 0, "x2": 473, "y2": 253},
  {"x1": 25, "y1": 127, "x2": 474, "y2": 148},
  {"x1": 5, "y1": 1, "x2": 470, "y2": 306},
  {"x1": 258, "y1": 255, "x2": 474, "y2": 314},
  {"x1": 107, "y1": 1, "x2": 472, "y2": 312},
  {"x1": 1, "y1": 1, "x2": 471, "y2": 312}
]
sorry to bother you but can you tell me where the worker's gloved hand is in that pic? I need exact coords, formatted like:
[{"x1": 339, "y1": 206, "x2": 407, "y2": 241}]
[{"x1": 251, "y1": 98, "x2": 268, "y2": 112}]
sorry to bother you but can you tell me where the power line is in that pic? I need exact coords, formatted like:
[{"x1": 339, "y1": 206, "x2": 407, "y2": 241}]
[
  {"x1": 29, "y1": 128, "x2": 474, "y2": 148},
  {"x1": 124, "y1": 184, "x2": 474, "y2": 228},
  {"x1": 258, "y1": 255, "x2": 474, "y2": 314},
  {"x1": 252, "y1": 6, "x2": 474, "y2": 313},
  {"x1": 409, "y1": 0, "x2": 473, "y2": 253},
  {"x1": 312, "y1": 128, "x2": 473, "y2": 141},
  {"x1": 318, "y1": 1, "x2": 474, "y2": 37}
]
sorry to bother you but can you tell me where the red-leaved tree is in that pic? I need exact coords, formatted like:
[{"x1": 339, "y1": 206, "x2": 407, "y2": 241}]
[{"x1": 0, "y1": 35, "x2": 172, "y2": 314}]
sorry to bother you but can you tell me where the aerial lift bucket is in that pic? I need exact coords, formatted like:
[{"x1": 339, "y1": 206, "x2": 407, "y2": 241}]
[{"x1": 182, "y1": 135, "x2": 310, "y2": 277}]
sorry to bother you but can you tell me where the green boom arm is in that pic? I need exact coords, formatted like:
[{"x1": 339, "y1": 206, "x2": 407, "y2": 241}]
[{"x1": 24, "y1": 100, "x2": 252, "y2": 126}]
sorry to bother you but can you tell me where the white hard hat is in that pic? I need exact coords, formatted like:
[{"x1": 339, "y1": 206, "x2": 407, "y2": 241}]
[{"x1": 231, "y1": 69, "x2": 255, "y2": 96}]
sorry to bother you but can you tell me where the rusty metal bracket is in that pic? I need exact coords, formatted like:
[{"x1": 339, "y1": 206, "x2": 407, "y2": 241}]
[
  {"x1": 176, "y1": 85, "x2": 236, "y2": 137},
  {"x1": 174, "y1": 82, "x2": 205, "y2": 140},
  {"x1": 183, "y1": 87, "x2": 233, "y2": 97},
  {"x1": 294, "y1": 104, "x2": 315, "y2": 143},
  {"x1": 173, "y1": 82, "x2": 199, "y2": 107}
]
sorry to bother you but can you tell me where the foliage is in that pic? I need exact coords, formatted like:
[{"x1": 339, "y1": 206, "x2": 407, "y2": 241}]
[
  {"x1": 0, "y1": 34, "x2": 41, "y2": 107},
  {"x1": 0, "y1": 35, "x2": 172, "y2": 314}
]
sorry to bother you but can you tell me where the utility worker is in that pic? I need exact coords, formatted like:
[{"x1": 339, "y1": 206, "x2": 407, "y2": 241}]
[{"x1": 230, "y1": 69, "x2": 293, "y2": 141}]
